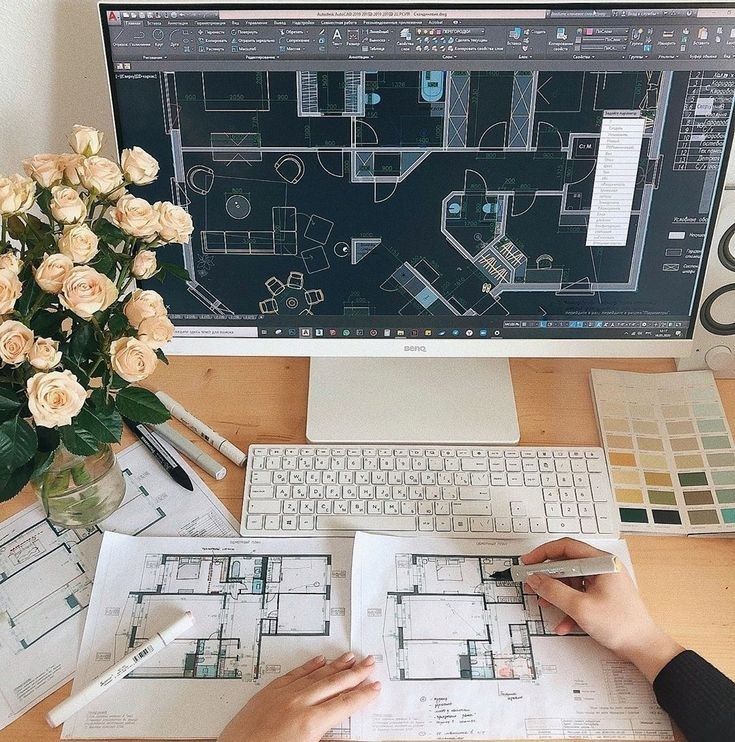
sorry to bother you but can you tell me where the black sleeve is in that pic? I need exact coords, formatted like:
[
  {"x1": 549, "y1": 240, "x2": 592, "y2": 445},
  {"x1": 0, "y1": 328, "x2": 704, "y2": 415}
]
[{"x1": 653, "y1": 649, "x2": 735, "y2": 742}]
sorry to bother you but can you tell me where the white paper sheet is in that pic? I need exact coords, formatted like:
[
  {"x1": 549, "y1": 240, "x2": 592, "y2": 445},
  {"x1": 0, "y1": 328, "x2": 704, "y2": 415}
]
[
  {"x1": 0, "y1": 442, "x2": 238, "y2": 731},
  {"x1": 350, "y1": 533, "x2": 673, "y2": 741},
  {"x1": 61, "y1": 532, "x2": 353, "y2": 740}
]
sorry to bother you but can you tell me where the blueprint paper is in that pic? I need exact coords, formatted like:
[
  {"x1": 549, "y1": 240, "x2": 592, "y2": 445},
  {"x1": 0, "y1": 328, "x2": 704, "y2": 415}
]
[
  {"x1": 350, "y1": 533, "x2": 673, "y2": 741},
  {"x1": 0, "y1": 442, "x2": 238, "y2": 731},
  {"x1": 62, "y1": 533, "x2": 352, "y2": 740}
]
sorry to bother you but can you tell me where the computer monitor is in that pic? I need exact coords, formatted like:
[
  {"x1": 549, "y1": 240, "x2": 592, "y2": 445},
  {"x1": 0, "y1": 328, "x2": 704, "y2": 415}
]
[{"x1": 99, "y1": 2, "x2": 735, "y2": 443}]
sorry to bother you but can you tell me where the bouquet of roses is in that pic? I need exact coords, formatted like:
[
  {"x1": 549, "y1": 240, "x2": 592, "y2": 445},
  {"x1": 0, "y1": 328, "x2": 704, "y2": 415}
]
[{"x1": 0, "y1": 125, "x2": 192, "y2": 500}]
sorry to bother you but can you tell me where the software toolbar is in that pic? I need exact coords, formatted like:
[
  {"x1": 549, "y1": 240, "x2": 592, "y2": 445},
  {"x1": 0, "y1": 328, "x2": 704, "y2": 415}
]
[{"x1": 104, "y1": 7, "x2": 735, "y2": 66}]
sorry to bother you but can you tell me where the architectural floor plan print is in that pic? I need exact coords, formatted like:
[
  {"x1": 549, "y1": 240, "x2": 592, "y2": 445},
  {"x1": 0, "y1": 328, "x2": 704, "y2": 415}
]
[
  {"x1": 113, "y1": 67, "x2": 734, "y2": 322},
  {"x1": 62, "y1": 534, "x2": 353, "y2": 741},
  {"x1": 352, "y1": 533, "x2": 673, "y2": 741},
  {"x1": 0, "y1": 442, "x2": 238, "y2": 732},
  {"x1": 385, "y1": 554, "x2": 567, "y2": 682},
  {"x1": 116, "y1": 553, "x2": 331, "y2": 682}
]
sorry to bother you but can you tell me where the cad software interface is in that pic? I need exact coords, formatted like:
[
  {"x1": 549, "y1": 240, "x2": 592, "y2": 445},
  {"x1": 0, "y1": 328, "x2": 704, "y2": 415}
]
[{"x1": 101, "y1": 4, "x2": 735, "y2": 341}]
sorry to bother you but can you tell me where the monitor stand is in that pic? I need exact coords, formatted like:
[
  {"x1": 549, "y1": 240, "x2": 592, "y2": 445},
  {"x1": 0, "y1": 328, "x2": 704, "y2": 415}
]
[{"x1": 306, "y1": 357, "x2": 519, "y2": 445}]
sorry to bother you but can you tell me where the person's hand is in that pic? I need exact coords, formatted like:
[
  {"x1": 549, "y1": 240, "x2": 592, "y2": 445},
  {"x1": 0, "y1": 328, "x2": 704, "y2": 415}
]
[
  {"x1": 217, "y1": 652, "x2": 381, "y2": 742},
  {"x1": 521, "y1": 538, "x2": 682, "y2": 682}
]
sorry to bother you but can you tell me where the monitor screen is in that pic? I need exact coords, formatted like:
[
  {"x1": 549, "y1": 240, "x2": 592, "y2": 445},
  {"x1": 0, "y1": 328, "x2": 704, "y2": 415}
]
[{"x1": 100, "y1": 3, "x2": 735, "y2": 349}]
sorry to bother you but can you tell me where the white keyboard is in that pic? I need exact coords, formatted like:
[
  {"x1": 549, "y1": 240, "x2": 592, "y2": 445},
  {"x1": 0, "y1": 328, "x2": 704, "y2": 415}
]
[{"x1": 241, "y1": 445, "x2": 618, "y2": 538}]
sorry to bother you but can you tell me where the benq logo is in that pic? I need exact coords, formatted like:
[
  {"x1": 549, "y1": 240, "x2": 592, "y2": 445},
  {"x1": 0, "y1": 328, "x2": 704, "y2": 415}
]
[{"x1": 403, "y1": 345, "x2": 427, "y2": 352}]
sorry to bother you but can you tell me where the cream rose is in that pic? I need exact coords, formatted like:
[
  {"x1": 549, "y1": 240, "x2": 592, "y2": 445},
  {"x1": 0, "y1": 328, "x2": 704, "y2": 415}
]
[
  {"x1": 121, "y1": 147, "x2": 159, "y2": 185},
  {"x1": 155, "y1": 201, "x2": 193, "y2": 244},
  {"x1": 35, "y1": 253, "x2": 74, "y2": 294},
  {"x1": 58, "y1": 223, "x2": 99, "y2": 264},
  {"x1": 0, "y1": 173, "x2": 36, "y2": 215},
  {"x1": 58, "y1": 153, "x2": 85, "y2": 186},
  {"x1": 109, "y1": 336, "x2": 158, "y2": 382},
  {"x1": 79, "y1": 156, "x2": 124, "y2": 195},
  {"x1": 0, "y1": 268, "x2": 22, "y2": 314},
  {"x1": 0, "y1": 252, "x2": 21, "y2": 275},
  {"x1": 123, "y1": 288, "x2": 166, "y2": 329},
  {"x1": 131, "y1": 250, "x2": 158, "y2": 280},
  {"x1": 50, "y1": 186, "x2": 86, "y2": 224},
  {"x1": 29, "y1": 337, "x2": 62, "y2": 371},
  {"x1": 22, "y1": 154, "x2": 64, "y2": 188},
  {"x1": 107, "y1": 194, "x2": 159, "y2": 240},
  {"x1": 59, "y1": 266, "x2": 119, "y2": 319},
  {"x1": 0, "y1": 320, "x2": 34, "y2": 366},
  {"x1": 137, "y1": 314, "x2": 175, "y2": 349},
  {"x1": 69, "y1": 125, "x2": 104, "y2": 157},
  {"x1": 26, "y1": 370, "x2": 86, "y2": 428}
]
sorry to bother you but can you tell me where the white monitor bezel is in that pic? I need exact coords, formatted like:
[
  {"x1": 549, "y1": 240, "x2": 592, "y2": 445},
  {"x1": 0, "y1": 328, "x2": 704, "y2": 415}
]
[{"x1": 99, "y1": 0, "x2": 732, "y2": 360}]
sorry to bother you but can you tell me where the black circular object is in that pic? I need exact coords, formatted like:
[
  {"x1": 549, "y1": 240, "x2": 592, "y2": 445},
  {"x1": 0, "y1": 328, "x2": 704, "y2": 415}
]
[
  {"x1": 718, "y1": 221, "x2": 735, "y2": 272},
  {"x1": 700, "y1": 283, "x2": 735, "y2": 336}
]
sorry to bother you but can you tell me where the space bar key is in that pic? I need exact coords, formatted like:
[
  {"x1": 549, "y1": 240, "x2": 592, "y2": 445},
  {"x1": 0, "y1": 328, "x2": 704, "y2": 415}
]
[{"x1": 316, "y1": 516, "x2": 417, "y2": 532}]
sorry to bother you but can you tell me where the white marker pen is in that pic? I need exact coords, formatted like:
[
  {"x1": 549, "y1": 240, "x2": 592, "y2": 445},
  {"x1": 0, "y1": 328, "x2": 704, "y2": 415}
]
[
  {"x1": 491, "y1": 555, "x2": 620, "y2": 582},
  {"x1": 151, "y1": 422, "x2": 227, "y2": 480},
  {"x1": 46, "y1": 612, "x2": 194, "y2": 728},
  {"x1": 156, "y1": 391, "x2": 248, "y2": 467}
]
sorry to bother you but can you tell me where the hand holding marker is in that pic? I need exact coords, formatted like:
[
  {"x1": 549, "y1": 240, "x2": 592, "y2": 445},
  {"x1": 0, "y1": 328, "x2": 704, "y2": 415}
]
[{"x1": 155, "y1": 391, "x2": 248, "y2": 467}]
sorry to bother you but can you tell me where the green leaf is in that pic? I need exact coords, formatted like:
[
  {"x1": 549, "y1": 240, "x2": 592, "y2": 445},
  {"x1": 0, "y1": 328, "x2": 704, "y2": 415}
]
[
  {"x1": 0, "y1": 416, "x2": 38, "y2": 470},
  {"x1": 95, "y1": 219, "x2": 127, "y2": 245},
  {"x1": 155, "y1": 348, "x2": 169, "y2": 366},
  {"x1": 0, "y1": 462, "x2": 34, "y2": 502},
  {"x1": 29, "y1": 309, "x2": 64, "y2": 340},
  {"x1": 59, "y1": 424, "x2": 100, "y2": 457},
  {"x1": 115, "y1": 386, "x2": 170, "y2": 424},
  {"x1": 31, "y1": 448, "x2": 56, "y2": 480},
  {"x1": 109, "y1": 372, "x2": 130, "y2": 391},
  {"x1": 107, "y1": 311, "x2": 129, "y2": 336},
  {"x1": 36, "y1": 425, "x2": 60, "y2": 453},
  {"x1": 159, "y1": 262, "x2": 191, "y2": 282},
  {"x1": 6, "y1": 216, "x2": 26, "y2": 241},
  {"x1": 74, "y1": 399, "x2": 123, "y2": 444},
  {"x1": 15, "y1": 276, "x2": 45, "y2": 316},
  {"x1": 0, "y1": 388, "x2": 22, "y2": 419},
  {"x1": 90, "y1": 249, "x2": 117, "y2": 279},
  {"x1": 69, "y1": 322, "x2": 95, "y2": 362}
]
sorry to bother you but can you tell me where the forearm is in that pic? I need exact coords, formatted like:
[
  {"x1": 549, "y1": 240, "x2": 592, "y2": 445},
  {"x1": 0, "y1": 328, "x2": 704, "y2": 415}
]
[
  {"x1": 619, "y1": 624, "x2": 683, "y2": 683},
  {"x1": 653, "y1": 650, "x2": 735, "y2": 742}
]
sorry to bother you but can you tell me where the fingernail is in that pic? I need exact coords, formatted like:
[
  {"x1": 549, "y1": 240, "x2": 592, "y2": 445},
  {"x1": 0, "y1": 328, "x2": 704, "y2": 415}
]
[
  {"x1": 372, "y1": 681, "x2": 382, "y2": 691},
  {"x1": 526, "y1": 574, "x2": 541, "y2": 589},
  {"x1": 341, "y1": 652, "x2": 355, "y2": 663},
  {"x1": 313, "y1": 655, "x2": 326, "y2": 664},
  {"x1": 361, "y1": 655, "x2": 376, "y2": 666}
]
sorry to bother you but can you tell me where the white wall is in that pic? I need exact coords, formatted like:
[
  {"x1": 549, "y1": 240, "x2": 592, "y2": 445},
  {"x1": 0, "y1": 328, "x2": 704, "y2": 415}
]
[
  {"x1": 1, "y1": 0, "x2": 116, "y2": 172},
  {"x1": 1, "y1": 0, "x2": 734, "y2": 188}
]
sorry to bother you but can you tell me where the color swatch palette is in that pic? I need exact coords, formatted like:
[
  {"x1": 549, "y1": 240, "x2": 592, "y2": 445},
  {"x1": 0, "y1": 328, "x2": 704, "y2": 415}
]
[{"x1": 591, "y1": 369, "x2": 735, "y2": 536}]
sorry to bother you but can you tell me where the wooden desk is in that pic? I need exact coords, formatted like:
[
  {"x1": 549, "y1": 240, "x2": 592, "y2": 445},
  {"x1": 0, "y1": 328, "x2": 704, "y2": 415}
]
[{"x1": 2, "y1": 357, "x2": 734, "y2": 742}]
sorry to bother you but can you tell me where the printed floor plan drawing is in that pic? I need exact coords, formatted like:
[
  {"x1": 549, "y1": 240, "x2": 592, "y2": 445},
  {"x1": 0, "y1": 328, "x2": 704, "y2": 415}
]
[
  {"x1": 114, "y1": 67, "x2": 734, "y2": 323},
  {"x1": 0, "y1": 476, "x2": 166, "y2": 655},
  {"x1": 115, "y1": 553, "x2": 331, "y2": 682},
  {"x1": 0, "y1": 443, "x2": 238, "y2": 731},
  {"x1": 384, "y1": 554, "x2": 576, "y2": 682}
]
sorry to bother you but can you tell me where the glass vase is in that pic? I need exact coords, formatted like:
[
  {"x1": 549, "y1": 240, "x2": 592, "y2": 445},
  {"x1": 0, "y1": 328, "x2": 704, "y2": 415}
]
[{"x1": 32, "y1": 444, "x2": 126, "y2": 528}]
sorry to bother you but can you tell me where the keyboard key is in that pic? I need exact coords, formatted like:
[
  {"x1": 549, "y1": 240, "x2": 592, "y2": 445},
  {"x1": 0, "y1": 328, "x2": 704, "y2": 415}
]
[
  {"x1": 284, "y1": 502, "x2": 298, "y2": 515},
  {"x1": 561, "y1": 503, "x2": 578, "y2": 517},
  {"x1": 459, "y1": 487, "x2": 490, "y2": 500},
  {"x1": 248, "y1": 501, "x2": 281, "y2": 514},
  {"x1": 351, "y1": 501, "x2": 366, "y2": 515},
  {"x1": 245, "y1": 515, "x2": 263, "y2": 530},
  {"x1": 581, "y1": 518, "x2": 598, "y2": 534},
  {"x1": 530, "y1": 518, "x2": 547, "y2": 533},
  {"x1": 470, "y1": 472, "x2": 489, "y2": 486},
  {"x1": 418, "y1": 502, "x2": 433, "y2": 515},
  {"x1": 510, "y1": 501, "x2": 526, "y2": 517},
  {"x1": 419, "y1": 517, "x2": 434, "y2": 531},
  {"x1": 317, "y1": 501, "x2": 332, "y2": 514},
  {"x1": 264, "y1": 515, "x2": 280, "y2": 530},
  {"x1": 436, "y1": 517, "x2": 451, "y2": 532},
  {"x1": 545, "y1": 502, "x2": 562, "y2": 518},
  {"x1": 386, "y1": 502, "x2": 399, "y2": 515},
  {"x1": 318, "y1": 515, "x2": 418, "y2": 532},
  {"x1": 435, "y1": 502, "x2": 450, "y2": 515},
  {"x1": 508, "y1": 473, "x2": 524, "y2": 486},
  {"x1": 461, "y1": 458, "x2": 488, "y2": 471},
  {"x1": 512, "y1": 518, "x2": 529, "y2": 532},
  {"x1": 334, "y1": 502, "x2": 349, "y2": 515},
  {"x1": 578, "y1": 503, "x2": 594, "y2": 518},
  {"x1": 401, "y1": 502, "x2": 417, "y2": 516},
  {"x1": 453, "y1": 502, "x2": 492, "y2": 516},
  {"x1": 300, "y1": 501, "x2": 315, "y2": 514},
  {"x1": 250, "y1": 471, "x2": 271, "y2": 484},
  {"x1": 283, "y1": 516, "x2": 298, "y2": 530},
  {"x1": 548, "y1": 517, "x2": 580, "y2": 533},
  {"x1": 452, "y1": 517, "x2": 469, "y2": 532},
  {"x1": 495, "y1": 517, "x2": 512, "y2": 532},
  {"x1": 368, "y1": 502, "x2": 383, "y2": 515},
  {"x1": 594, "y1": 502, "x2": 615, "y2": 534},
  {"x1": 299, "y1": 516, "x2": 315, "y2": 530},
  {"x1": 470, "y1": 517, "x2": 494, "y2": 532},
  {"x1": 249, "y1": 485, "x2": 274, "y2": 499}
]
